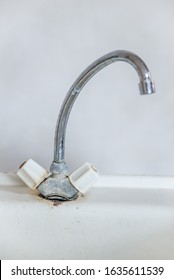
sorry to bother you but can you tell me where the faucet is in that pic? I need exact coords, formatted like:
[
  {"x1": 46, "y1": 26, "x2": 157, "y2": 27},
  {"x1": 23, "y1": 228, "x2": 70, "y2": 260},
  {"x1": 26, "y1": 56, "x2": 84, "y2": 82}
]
[{"x1": 37, "y1": 50, "x2": 155, "y2": 201}]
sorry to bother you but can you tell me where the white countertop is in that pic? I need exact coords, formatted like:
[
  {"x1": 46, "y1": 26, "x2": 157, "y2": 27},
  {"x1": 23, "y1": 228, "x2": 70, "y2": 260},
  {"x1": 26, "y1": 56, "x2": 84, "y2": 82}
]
[{"x1": 0, "y1": 173, "x2": 174, "y2": 260}]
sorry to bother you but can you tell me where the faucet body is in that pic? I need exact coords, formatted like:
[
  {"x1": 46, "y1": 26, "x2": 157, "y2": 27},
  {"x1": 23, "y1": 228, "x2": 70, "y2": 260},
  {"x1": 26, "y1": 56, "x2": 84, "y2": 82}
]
[{"x1": 37, "y1": 50, "x2": 155, "y2": 200}]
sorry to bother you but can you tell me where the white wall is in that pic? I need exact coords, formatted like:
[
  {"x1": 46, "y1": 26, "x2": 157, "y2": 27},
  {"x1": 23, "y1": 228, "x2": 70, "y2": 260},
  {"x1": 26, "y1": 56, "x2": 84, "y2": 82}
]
[{"x1": 0, "y1": 0, "x2": 174, "y2": 176}]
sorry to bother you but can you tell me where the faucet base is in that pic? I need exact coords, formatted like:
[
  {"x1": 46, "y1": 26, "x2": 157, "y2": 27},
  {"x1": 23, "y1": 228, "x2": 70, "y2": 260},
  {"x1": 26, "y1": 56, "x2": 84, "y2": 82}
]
[{"x1": 37, "y1": 174, "x2": 79, "y2": 201}]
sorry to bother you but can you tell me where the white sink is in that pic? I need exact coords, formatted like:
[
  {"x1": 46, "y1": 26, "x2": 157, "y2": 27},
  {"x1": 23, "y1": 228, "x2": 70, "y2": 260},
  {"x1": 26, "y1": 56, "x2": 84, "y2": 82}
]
[{"x1": 0, "y1": 173, "x2": 174, "y2": 260}]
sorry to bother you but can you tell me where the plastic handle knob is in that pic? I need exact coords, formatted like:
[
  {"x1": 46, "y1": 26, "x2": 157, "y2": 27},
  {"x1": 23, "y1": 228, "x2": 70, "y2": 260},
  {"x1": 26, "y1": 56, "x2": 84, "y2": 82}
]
[
  {"x1": 68, "y1": 162, "x2": 99, "y2": 193},
  {"x1": 17, "y1": 159, "x2": 50, "y2": 189}
]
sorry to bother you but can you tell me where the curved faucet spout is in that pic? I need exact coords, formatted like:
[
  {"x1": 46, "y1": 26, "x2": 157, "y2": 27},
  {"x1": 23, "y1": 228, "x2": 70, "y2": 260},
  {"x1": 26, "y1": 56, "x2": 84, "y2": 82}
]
[
  {"x1": 37, "y1": 50, "x2": 155, "y2": 201},
  {"x1": 51, "y1": 50, "x2": 155, "y2": 173}
]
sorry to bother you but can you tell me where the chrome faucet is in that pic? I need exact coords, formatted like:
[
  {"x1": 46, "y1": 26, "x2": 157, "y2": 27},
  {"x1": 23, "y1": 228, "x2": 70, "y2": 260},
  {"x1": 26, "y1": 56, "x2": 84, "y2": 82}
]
[{"x1": 37, "y1": 50, "x2": 155, "y2": 201}]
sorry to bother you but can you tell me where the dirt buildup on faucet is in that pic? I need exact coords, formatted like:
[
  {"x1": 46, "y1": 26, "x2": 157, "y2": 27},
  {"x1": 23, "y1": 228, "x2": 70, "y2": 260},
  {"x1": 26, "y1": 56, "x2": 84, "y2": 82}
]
[{"x1": 38, "y1": 193, "x2": 62, "y2": 206}]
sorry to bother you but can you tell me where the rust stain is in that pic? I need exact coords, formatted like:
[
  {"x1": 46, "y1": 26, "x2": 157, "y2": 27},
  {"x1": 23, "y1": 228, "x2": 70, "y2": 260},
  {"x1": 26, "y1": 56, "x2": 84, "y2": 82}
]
[
  {"x1": 36, "y1": 191, "x2": 86, "y2": 207},
  {"x1": 53, "y1": 200, "x2": 62, "y2": 207}
]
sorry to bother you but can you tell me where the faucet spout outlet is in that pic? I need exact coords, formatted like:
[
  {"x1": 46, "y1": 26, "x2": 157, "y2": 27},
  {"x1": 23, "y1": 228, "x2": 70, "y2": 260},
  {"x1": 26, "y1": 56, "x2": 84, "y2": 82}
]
[{"x1": 139, "y1": 77, "x2": 155, "y2": 95}]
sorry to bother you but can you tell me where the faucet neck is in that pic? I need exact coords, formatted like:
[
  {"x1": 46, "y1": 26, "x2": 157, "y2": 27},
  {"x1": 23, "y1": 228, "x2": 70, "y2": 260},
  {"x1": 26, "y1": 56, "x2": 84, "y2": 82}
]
[{"x1": 51, "y1": 50, "x2": 155, "y2": 172}]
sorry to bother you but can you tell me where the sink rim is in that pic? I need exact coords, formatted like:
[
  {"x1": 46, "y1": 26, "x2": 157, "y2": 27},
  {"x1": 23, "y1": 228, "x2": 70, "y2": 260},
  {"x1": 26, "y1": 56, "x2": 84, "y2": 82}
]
[{"x1": 0, "y1": 172, "x2": 174, "y2": 190}]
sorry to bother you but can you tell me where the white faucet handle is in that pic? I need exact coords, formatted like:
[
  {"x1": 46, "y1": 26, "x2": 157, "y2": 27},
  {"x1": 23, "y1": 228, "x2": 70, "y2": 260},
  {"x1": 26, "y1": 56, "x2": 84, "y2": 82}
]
[
  {"x1": 17, "y1": 159, "x2": 51, "y2": 189},
  {"x1": 68, "y1": 162, "x2": 99, "y2": 193}
]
